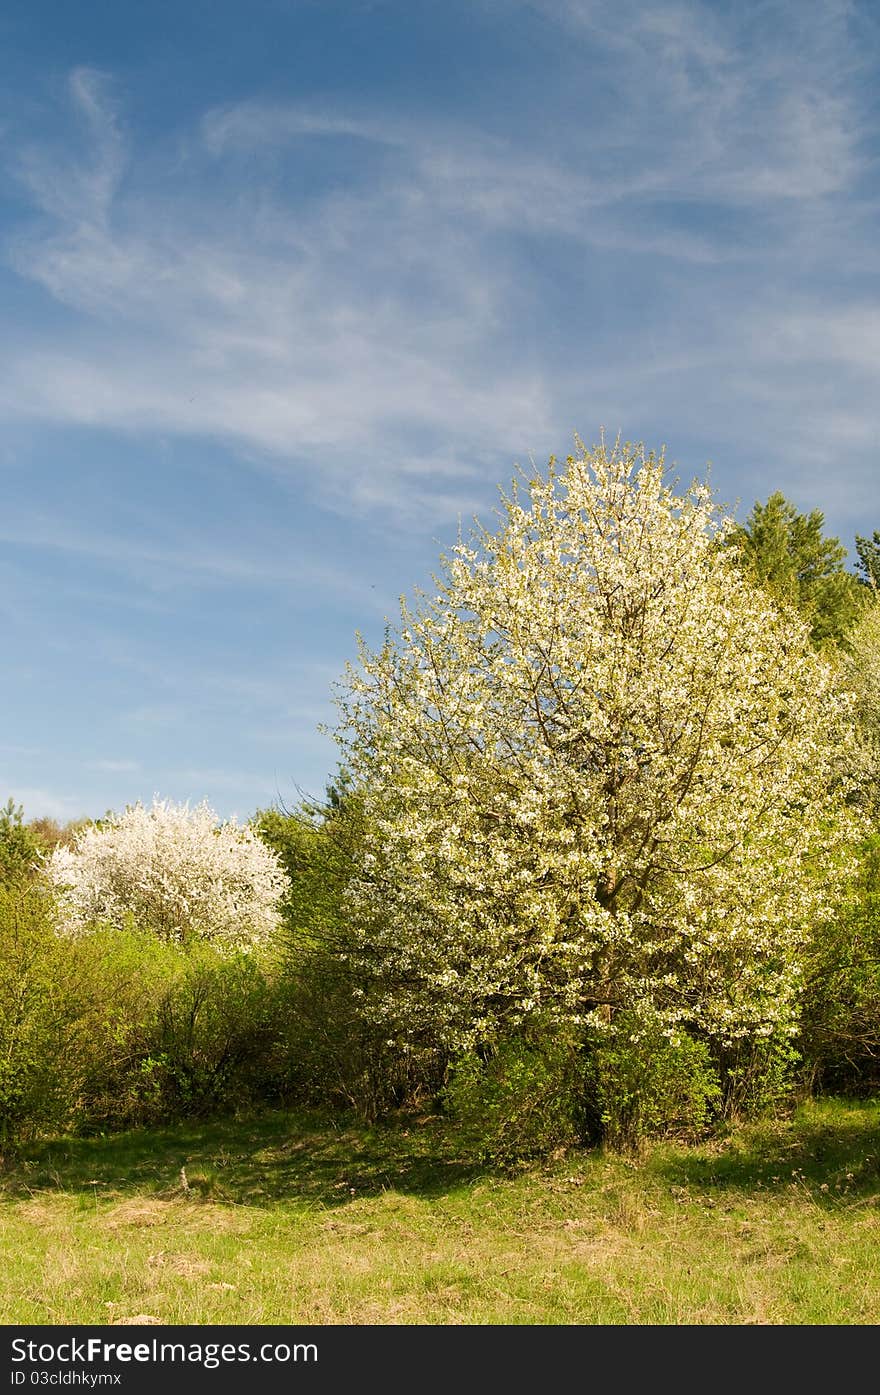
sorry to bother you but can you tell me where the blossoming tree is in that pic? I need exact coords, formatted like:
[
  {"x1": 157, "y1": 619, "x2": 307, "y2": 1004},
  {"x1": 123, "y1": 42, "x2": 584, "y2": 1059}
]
[
  {"x1": 335, "y1": 438, "x2": 858, "y2": 1051},
  {"x1": 49, "y1": 798, "x2": 288, "y2": 949}
]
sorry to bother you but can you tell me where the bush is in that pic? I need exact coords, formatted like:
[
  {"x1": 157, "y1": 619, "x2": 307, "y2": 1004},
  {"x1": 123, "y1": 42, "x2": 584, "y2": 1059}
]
[
  {"x1": 68, "y1": 938, "x2": 290, "y2": 1129},
  {"x1": 799, "y1": 833, "x2": 880, "y2": 1093},
  {"x1": 714, "y1": 1034, "x2": 799, "y2": 1121},
  {"x1": 49, "y1": 798, "x2": 288, "y2": 949},
  {"x1": 0, "y1": 892, "x2": 292, "y2": 1143},
  {"x1": 0, "y1": 910, "x2": 199, "y2": 1146},
  {"x1": 141, "y1": 952, "x2": 282, "y2": 1119},
  {"x1": 0, "y1": 883, "x2": 83, "y2": 1151},
  {"x1": 583, "y1": 1011, "x2": 721, "y2": 1153},
  {"x1": 66, "y1": 929, "x2": 193, "y2": 1130},
  {"x1": 257, "y1": 795, "x2": 444, "y2": 1121},
  {"x1": 442, "y1": 1023, "x2": 586, "y2": 1168},
  {"x1": 273, "y1": 948, "x2": 442, "y2": 1122}
]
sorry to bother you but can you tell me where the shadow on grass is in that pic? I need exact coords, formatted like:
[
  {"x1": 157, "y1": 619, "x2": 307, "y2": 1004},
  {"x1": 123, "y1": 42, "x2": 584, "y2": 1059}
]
[
  {"x1": 648, "y1": 1097, "x2": 880, "y2": 1205},
  {"x1": 5, "y1": 1097, "x2": 879, "y2": 1214},
  {"x1": 0, "y1": 1108, "x2": 486, "y2": 1210}
]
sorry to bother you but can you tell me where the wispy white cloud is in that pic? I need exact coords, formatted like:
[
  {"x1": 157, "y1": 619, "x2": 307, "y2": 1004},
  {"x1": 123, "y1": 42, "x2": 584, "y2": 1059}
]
[
  {"x1": 525, "y1": 0, "x2": 866, "y2": 200},
  {"x1": 15, "y1": 68, "x2": 125, "y2": 227},
  {"x1": 1, "y1": 3, "x2": 878, "y2": 538},
  {"x1": 201, "y1": 102, "x2": 407, "y2": 156},
  {"x1": 756, "y1": 304, "x2": 880, "y2": 375},
  {"x1": 3, "y1": 73, "x2": 558, "y2": 520}
]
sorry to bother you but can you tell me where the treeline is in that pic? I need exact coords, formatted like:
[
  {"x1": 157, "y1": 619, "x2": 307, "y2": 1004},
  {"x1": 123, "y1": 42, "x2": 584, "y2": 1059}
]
[{"x1": 2, "y1": 448, "x2": 879, "y2": 1164}]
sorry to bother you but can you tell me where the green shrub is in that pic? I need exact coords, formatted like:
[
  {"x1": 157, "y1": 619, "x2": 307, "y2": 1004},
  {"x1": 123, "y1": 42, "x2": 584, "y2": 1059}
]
[
  {"x1": 0, "y1": 896, "x2": 291, "y2": 1140},
  {"x1": 799, "y1": 833, "x2": 880, "y2": 1093},
  {"x1": 0, "y1": 892, "x2": 163, "y2": 1149},
  {"x1": 257, "y1": 796, "x2": 444, "y2": 1121},
  {"x1": 66, "y1": 928, "x2": 190, "y2": 1130},
  {"x1": 0, "y1": 883, "x2": 81, "y2": 1150},
  {"x1": 272, "y1": 947, "x2": 443, "y2": 1122},
  {"x1": 143, "y1": 951, "x2": 281, "y2": 1118},
  {"x1": 714, "y1": 1033, "x2": 799, "y2": 1121},
  {"x1": 253, "y1": 788, "x2": 364, "y2": 956},
  {"x1": 583, "y1": 1011, "x2": 721, "y2": 1153},
  {"x1": 442, "y1": 1023, "x2": 586, "y2": 1168},
  {"x1": 70, "y1": 939, "x2": 288, "y2": 1128}
]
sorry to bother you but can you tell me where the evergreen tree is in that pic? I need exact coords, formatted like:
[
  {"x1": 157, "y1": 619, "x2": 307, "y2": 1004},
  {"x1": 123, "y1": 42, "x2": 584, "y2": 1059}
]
[
  {"x1": 731, "y1": 491, "x2": 863, "y2": 649},
  {"x1": 0, "y1": 798, "x2": 42, "y2": 885},
  {"x1": 856, "y1": 531, "x2": 880, "y2": 589}
]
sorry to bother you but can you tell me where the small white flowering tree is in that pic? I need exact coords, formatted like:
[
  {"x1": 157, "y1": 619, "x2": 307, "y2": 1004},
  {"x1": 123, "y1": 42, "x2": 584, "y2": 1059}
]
[
  {"x1": 335, "y1": 438, "x2": 859, "y2": 1051},
  {"x1": 49, "y1": 798, "x2": 288, "y2": 950}
]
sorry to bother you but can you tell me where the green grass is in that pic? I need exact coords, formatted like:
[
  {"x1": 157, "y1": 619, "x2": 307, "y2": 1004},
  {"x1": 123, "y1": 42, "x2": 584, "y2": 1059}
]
[{"x1": 2, "y1": 1096, "x2": 879, "y2": 1324}]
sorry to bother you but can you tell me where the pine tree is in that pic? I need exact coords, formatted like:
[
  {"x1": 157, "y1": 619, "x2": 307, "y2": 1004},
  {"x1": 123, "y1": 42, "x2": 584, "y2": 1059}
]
[{"x1": 730, "y1": 492, "x2": 863, "y2": 649}]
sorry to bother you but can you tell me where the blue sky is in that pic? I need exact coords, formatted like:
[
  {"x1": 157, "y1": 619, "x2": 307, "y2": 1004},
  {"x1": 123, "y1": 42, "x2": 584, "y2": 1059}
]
[{"x1": 2, "y1": 0, "x2": 879, "y2": 822}]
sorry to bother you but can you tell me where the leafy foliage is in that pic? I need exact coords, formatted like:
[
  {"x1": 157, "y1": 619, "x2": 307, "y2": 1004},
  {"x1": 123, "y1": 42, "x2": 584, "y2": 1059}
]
[
  {"x1": 27, "y1": 816, "x2": 86, "y2": 854},
  {"x1": 442, "y1": 1022, "x2": 586, "y2": 1167},
  {"x1": 120, "y1": 950, "x2": 284, "y2": 1122},
  {"x1": 800, "y1": 834, "x2": 880, "y2": 1093},
  {"x1": 729, "y1": 491, "x2": 864, "y2": 649},
  {"x1": 713, "y1": 1033, "x2": 800, "y2": 1122},
  {"x1": 0, "y1": 882, "x2": 73, "y2": 1149},
  {"x1": 583, "y1": 1009, "x2": 721, "y2": 1152},
  {"x1": 0, "y1": 798, "x2": 43, "y2": 886},
  {"x1": 254, "y1": 781, "x2": 362, "y2": 950},
  {"x1": 856, "y1": 530, "x2": 880, "y2": 589},
  {"x1": 255, "y1": 792, "x2": 443, "y2": 1120},
  {"x1": 838, "y1": 600, "x2": 880, "y2": 815}
]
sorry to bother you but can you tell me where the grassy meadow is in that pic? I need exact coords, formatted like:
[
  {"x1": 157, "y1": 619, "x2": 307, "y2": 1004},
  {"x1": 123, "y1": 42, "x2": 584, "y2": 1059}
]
[{"x1": 2, "y1": 1096, "x2": 879, "y2": 1325}]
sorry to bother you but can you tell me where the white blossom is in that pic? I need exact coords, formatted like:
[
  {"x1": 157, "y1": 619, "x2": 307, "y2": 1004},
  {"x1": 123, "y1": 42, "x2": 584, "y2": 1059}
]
[
  {"x1": 49, "y1": 797, "x2": 288, "y2": 949},
  {"x1": 334, "y1": 437, "x2": 860, "y2": 1049}
]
